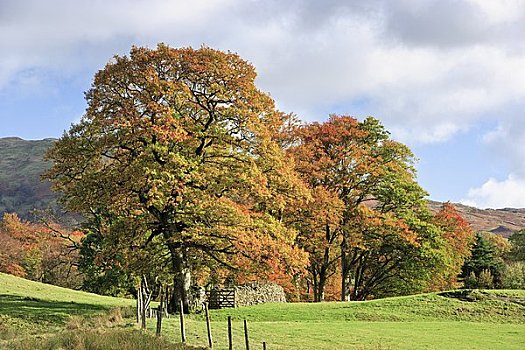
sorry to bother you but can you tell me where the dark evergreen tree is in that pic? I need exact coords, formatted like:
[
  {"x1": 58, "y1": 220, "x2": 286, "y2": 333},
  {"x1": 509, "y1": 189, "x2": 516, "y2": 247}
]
[{"x1": 462, "y1": 232, "x2": 504, "y2": 288}]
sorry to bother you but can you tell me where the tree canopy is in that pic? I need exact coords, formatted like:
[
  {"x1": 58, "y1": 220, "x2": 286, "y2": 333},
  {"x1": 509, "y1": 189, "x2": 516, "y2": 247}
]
[
  {"x1": 45, "y1": 45, "x2": 307, "y2": 310},
  {"x1": 44, "y1": 44, "x2": 475, "y2": 306}
]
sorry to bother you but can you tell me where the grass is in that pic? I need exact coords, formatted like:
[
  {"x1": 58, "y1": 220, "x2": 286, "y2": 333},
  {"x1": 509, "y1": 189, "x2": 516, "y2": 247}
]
[
  {"x1": 152, "y1": 289, "x2": 525, "y2": 350},
  {"x1": 0, "y1": 272, "x2": 134, "y2": 339},
  {"x1": 2, "y1": 272, "x2": 525, "y2": 349},
  {"x1": 0, "y1": 273, "x2": 203, "y2": 349}
]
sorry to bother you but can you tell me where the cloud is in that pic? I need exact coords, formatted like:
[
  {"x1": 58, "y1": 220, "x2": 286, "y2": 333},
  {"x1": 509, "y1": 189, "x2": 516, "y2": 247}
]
[
  {"x1": 2, "y1": 0, "x2": 525, "y2": 146},
  {"x1": 462, "y1": 174, "x2": 525, "y2": 208}
]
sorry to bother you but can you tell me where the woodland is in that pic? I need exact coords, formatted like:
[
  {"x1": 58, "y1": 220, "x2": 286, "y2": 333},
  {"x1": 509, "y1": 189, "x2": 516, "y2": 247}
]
[{"x1": 1, "y1": 45, "x2": 524, "y2": 314}]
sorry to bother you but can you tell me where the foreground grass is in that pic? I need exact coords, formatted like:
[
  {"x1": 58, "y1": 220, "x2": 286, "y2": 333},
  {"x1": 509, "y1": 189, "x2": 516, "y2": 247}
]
[
  {"x1": 149, "y1": 290, "x2": 525, "y2": 350},
  {"x1": 7, "y1": 328, "x2": 203, "y2": 350},
  {"x1": 0, "y1": 273, "x2": 201, "y2": 349},
  {"x1": 2, "y1": 273, "x2": 524, "y2": 349},
  {"x1": 152, "y1": 319, "x2": 525, "y2": 350},
  {"x1": 0, "y1": 272, "x2": 134, "y2": 340}
]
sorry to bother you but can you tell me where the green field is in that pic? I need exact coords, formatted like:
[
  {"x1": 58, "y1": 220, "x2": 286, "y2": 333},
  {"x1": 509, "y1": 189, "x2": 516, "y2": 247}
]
[{"x1": 1, "y1": 273, "x2": 524, "y2": 350}]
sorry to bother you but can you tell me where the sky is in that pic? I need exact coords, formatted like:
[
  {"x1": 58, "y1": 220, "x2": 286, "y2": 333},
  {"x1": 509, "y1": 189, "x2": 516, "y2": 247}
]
[{"x1": 1, "y1": 0, "x2": 525, "y2": 209}]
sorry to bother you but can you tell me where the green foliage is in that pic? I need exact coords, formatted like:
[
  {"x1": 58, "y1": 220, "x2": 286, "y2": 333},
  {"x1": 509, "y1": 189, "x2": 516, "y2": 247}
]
[
  {"x1": 508, "y1": 229, "x2": 525, "y2": 261},
  {"x1": 462, "y1": 232, "x2": 505, "y2": 288},
  {"x1": 501, "y1": 262, "x2": 525, "y2": 289}
]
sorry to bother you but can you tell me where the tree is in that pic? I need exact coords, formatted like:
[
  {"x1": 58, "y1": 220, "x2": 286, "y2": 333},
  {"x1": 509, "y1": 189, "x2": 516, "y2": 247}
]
[
  {"x1": 431, "y1": 202, "x2": 475, "y2": 290},
  {"x1": 45, "y1": 45, "x2": 307, "y2": 311},
  {"x1": 462, "y1": 232, "x2": 505, "y2": 288},
  {"x1": 0, "y1": 212, "x2": 83, "y2": 288},
  {"x1": 508, "y1": 229, "x2": 525, "y2": 262},
  {"x1": 290, "y1": 187, "x2": 344, "y2": 301},
  {"x1": 287, "y1": 115, "x2": 443, "y2": 300}
]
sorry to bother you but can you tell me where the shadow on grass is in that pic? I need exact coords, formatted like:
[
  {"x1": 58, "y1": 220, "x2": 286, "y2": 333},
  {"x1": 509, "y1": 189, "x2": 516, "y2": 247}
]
[{"x1": 0, "y1": 294, "x2": 109, "y2": 326}]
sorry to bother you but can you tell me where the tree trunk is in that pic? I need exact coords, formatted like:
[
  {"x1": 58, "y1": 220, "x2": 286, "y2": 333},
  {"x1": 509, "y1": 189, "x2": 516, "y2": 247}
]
[
  {"x1": 168, "y1": 243, "x2": 192, "y2": 313},
  {"x1": 340, "y1": 237, "x2": 349, "y2": 301}
]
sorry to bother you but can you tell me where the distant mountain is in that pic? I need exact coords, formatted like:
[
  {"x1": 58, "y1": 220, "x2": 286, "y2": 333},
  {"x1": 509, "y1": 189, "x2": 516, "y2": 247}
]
[
  {"x1": 428, "y1": 200, "x2": 525, "y2": 238},
  {"x1": 1, "y1": 137, "x2": 524, "y2": 236},
  {"x1": 0, "y1": 137, "x2": 57, "y2": 220}
]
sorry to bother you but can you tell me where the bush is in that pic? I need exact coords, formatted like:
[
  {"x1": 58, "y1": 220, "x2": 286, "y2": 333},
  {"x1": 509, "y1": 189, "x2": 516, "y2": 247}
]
[
  {"x1": 463, "y1": 270, "x2": 495, "y2": 289},
  {"x1": 501, "y1": 262, "x2": 525, "y2": 289}
]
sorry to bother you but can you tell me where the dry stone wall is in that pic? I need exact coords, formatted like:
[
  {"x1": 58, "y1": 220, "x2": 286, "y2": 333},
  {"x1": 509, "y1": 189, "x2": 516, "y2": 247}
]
[{"x1": 234, "y1": 283, "x2": 286, "y2": 307}]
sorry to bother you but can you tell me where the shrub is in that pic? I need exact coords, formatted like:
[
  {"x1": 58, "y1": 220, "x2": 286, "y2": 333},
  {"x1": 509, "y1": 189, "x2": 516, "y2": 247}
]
[{"x1": 501, "y1": 262, "x2": 525, "y2": 289}]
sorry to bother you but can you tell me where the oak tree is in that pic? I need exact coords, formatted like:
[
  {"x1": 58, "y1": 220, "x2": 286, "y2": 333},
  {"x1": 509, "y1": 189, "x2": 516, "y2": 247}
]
[
  {"x1": 288, "y1": 115, "x2": 443, "y2": 300},
  {"x1": 45, "y1": 45, "x2": 307, "y2": 311}
]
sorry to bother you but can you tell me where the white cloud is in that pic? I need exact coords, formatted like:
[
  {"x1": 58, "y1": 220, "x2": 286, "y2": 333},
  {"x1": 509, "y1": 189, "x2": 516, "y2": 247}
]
[
  {"x1": 4, "y1": 1, "x2": 525, "y2": 207},
  {"x1": 2, "y1": 0, "x2": 525, "y2": 146},
  {"x1": 462, "y1": 174, "x2": 525, "y2": 208}
]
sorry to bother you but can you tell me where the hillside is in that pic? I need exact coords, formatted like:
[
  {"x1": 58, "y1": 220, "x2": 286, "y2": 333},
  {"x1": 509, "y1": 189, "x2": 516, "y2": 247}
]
[
  {"x1": 428, "y1": 200, "x2": 525, "y2": 237},
  {"x1": 0, "y1": 137, "x2": 57, "y2": 220},
  {"x1": 0, "y1": 273, "x2": 199, "y2": 349},
  {"x1": 1, "y1": 137, "x2": 525, "y2": 236}
]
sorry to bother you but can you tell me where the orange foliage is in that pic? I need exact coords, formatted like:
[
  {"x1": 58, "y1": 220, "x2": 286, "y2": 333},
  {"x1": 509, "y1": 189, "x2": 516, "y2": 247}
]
[
  {"x1": 431, "y1": 202, "x2": 475, "y2": 290},
  {"x1": 0, "y1": 213, "x2": 83, "y2": 286}
]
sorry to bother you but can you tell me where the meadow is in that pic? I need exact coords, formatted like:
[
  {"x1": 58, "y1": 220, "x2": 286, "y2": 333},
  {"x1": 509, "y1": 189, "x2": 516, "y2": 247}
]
[{"x1": 1, "y1": 272, "x2": 524, "y2": 350}]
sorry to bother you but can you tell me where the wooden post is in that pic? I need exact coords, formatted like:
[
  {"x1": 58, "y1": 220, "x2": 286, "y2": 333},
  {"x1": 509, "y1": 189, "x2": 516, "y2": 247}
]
[
  {"x1": 156, "y1": 306, "x2": 163, "y2": 336},
  {"x1": 179, "y1": 299, "x2": 186, "y2": 343},
  {"x1": 205, "y1": 303, "x2": 213, "y2": 348},
  {"x1": 140, "y1": 284, "x2": 146, "y2": 330},
  {"x1": 244, "y1": 319, "x2": 250, "y2": 350},
  {"x1": 136, "y1": 288, "x2": 141, "y2": 324},
  {"x1": 227, "y1": 316, "x2": 233, "y2": 350},
  {"x1": 263, "y1": 341, "x2": 267, "y2": 350},
  {"x1": 164, "y1": 285, "x2": 170, "y2": 318},
  {"x1": 156, "y1": 290, "x2": 164, "y2": 337}
]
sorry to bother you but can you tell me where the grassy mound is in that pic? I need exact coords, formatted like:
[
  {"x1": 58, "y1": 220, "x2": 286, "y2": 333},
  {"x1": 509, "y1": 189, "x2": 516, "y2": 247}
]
[
  {"x1": 0, "y1": 273, "x2": 202, "y2": 349},
  {"x1": 202, "y1": 289, "x2": 525, "y2": 323}
]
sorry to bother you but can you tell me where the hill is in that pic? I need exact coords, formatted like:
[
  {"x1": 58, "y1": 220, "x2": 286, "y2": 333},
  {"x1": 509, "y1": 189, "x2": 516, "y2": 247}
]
[
  {"x1": 0, "y1": 273, "x2": 200, "y2": 349},
  {"x1": 0, "y1": 137, "x2": 57, "y2": 220},
  {"x1": 428, "y1": 200, "x2": 525, "y2": 237},
  {"x1": 1, "y1": 137, "x2": 525, "y2": 236}
]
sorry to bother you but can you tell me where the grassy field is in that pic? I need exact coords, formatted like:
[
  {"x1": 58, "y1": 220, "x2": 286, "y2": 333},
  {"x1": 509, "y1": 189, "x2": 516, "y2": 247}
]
[
  {"x1": 1, "y1": 272, "x2": 524, "y2": 349},
  {"x1": 153, "y1": 290, "x2": 525, "y2": 350},
  {"x1": 0, "y1": 273, "x2": 206, "y2": 349}
]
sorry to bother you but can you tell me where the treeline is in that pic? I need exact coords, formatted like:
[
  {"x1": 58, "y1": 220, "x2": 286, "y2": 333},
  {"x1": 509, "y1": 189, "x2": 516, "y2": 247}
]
[
  {"x1": 0, "y1": 213, "x2": 83, "y2": 288},
  {"x1": 4, "y1": 45, "x2": 523, "y2": 308}
]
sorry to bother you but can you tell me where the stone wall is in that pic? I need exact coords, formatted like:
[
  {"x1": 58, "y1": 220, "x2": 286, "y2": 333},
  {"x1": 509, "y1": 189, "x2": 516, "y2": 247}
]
[{"x1": 234, "y1": 283, "x2": 286, "y2": 307}]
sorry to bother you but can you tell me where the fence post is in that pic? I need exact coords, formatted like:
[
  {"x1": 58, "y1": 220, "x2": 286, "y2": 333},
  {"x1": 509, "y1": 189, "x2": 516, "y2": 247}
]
[
  {"x1": 136, "y1": 287, "x2": 141, "y2": 325},
  {"x1": 156, "y1": 291, "x2": 164, "y2": 337},
  {"x1": 244, "y1": 319, "x2": 250, "y2": 350},
  {"x1": 179, "y1": 299, "x2": 186, "y2": 343},
  {"x1": 205, "y1": 303, "x2": 213, "y2": 348},
  {"x1": 140, "y1": 283, "x2": 146, "y2": 329},
  {"x1": 156, "y1": 306, "x2": 163, "y2": 336},
  {"x1": 228, "y1": 316, "x2": 233, "y2": 350}
]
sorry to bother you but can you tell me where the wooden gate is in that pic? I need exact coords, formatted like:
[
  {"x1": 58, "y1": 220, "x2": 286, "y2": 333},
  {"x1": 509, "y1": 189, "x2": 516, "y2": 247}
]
[{"x1": 208, "y1": 287, "x2": 236, "y2": 309}]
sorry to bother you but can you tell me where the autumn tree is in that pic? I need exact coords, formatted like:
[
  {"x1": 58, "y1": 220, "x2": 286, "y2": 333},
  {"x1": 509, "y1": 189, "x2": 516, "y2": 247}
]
[
  {"x1": 508, "y1": 229, "x2": 525, "y2": 261},
  {"x1": 45, "y1": 45, "x2": 307, "y2": 311},
  {"x1": 0, "y1": 212, "x2": 83, "y2": 288},
  {"x1": 289, "y1": 187, "x2": 344, "y2": 301},
  {"x1": 431, "y1": 202, "x2": 475, "y2": 290},
  {"x1": 288, "y1": 115, "x2": 444, "y2": 300}
]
